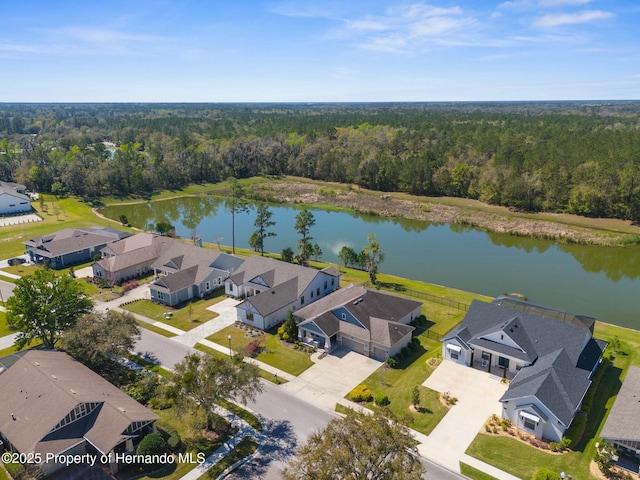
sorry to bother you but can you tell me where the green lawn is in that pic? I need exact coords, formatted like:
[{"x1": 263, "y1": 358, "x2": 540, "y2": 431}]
[
  {"x1": 207, "y1": 326, "x2": 314, "y2": 376},
  {"x1": 123, "y1": 294, "x2": 222, "y2": 332},
  {"x1": 0, "y1": 463, "x2": 10, "y2": 480},
  {"x1": 465, "y1": 322, "x2": 640, "y2": 480},
  {"x1": 134, "y1": 320, "x2": 177, "y2": 338},
  {"x1": 460, "y1": 462, "x2": 499, "y2": 480},
  {"x1": 351, "y1": 332, "x2": 449, "y2": 435},
  {"x1": 0, "y1": 311, "x2": 16, "y2": 337},
  {"x1": 133, "y1": 407, "x2": 228, "y2": 480},
  {"x1": 200, "y1": 437, "x2": 258, "y2": 479},
  {"x1": 194, "y1": 344, "x2": 287, "y2": 384}
]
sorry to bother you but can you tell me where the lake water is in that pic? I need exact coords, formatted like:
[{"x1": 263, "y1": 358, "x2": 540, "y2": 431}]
[{"x1": 101, "y1": 196, "x2": 640, "y2": 330}]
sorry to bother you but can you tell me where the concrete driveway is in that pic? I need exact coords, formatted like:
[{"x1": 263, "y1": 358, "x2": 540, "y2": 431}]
[
  {"x1": 418, "y1": 361, "x2": 508, "y2": 472},
  {"x1": 172, "y1": 298, "x2": 240, "y2": 347},
  {"x1": 280, "y1": 349, "x2": 382, "y2": 411}
]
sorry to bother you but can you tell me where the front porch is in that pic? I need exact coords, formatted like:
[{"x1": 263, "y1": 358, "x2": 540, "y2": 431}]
[{"x1": 471, "y1": 359, "x2": 517, "y2": 381}]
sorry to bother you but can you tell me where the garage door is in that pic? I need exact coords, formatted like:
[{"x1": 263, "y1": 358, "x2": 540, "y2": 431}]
[
  {"x1": 372, "y1": 346, "x2": 387, "y2": 361},
  {"x1": 341, "y1": 337, "x2": 366, "y2": 355}
]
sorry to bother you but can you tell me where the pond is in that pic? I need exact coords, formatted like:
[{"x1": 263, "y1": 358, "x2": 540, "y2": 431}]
[{"x1": 101, "y1": 196, "x2": 640, "y2": 330}]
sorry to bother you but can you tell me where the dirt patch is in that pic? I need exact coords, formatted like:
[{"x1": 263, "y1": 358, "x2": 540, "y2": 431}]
[{"x1": 248, "y1": 181, "x2": 638, "y2": 246}]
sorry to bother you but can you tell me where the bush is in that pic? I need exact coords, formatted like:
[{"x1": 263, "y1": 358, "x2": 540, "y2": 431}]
[
  {"x1": 347, "y1": 384, "x2": 373, "y2": 402},
  {"x1": 244, "y1": 339, "x2": 263, "y2": 357},
  {"x1": 158, "y1": 424, "x2": 182, "y2": 452},
  {"x1": 386, "y1": 357, "x2": 398, "y2": 368},
  {"x1": 411, "y1": 337, "x2": 421, "y2": 348},
  {"x1": 533, "y1": 467, "x2": 559, "y2": 480},
  {"x1": 374, "y1": 393, "x2": 389, "y2": 406},
  {"x1": 564, "y1": 414, "x2": 586, "y2": 447},
  {"x1": 136, "y1": 433, "x2": 168, "y2": 457}
]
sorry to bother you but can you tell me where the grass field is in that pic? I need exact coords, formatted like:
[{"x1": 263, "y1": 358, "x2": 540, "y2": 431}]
[
  {"x1": 0, "y1": 311, "x2": 15, "y2": 337},
  {"x1": 207, "y1": 326, "x2": 314, "y2": 376},
  {"x1": 460, "y1": 462, "x2": 499, "y2": 480},
  {"x1": 194, "y1": 344, "x2": 286, "y2": 384},
  {"x1": 202, "y1": 436, "x2": 258, "y2": 479}
]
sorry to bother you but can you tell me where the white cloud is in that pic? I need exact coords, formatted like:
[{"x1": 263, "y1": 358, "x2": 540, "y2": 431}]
[
  {"x1": 533, "y1": 10, "x2": 613, "y2": 27},
  {"x1": 538, "y1": 0, "x2": 592, "y2": 6}
]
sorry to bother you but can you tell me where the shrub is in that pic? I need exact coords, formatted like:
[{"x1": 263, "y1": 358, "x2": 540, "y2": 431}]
[
  {"x1": 448, "y1": 396, "x2": 458, "y2": 405},
  {"x1": 411, "y1": 337, "x2": 421, "y2": 348},
  {"x1": 508, "y1": 429, "x2": 515, "y2": 436},
  {"x1": 549, "y1": 441, "x2": 560, "y2": 452},
  {"x1": 374, "y1": 393, "x2": 389, "y2": 406},
  {"x1": 136, "y1": 433, "x2": 168, "y2": 457},
  {"x1": 529, "y1": 438, "x2": 539, "y2": 448},
  {"x1": 158, "y1": 424, "x2": 182, "y2": 452},
  {"x1": 485, "y1": 425, "x2": 491, "y2": 433},
  {"x1": 244, "y1": 339, "x2": 263, "y2": 357},
  {"x1": 492, "y1": 427, "x2": 498, "y2": 434},
  {"x1": 386, "y1": 357, "x2": 398, "y2": 368},
  {"x1": 533, "y1": 467, "x2": 559, "y2": 480},
  {"x1": 564, "y1": 414, "x2": 586, "y2": 446},
  {"x1": 347, "y1": 384, "x2": 373, "y2": 403}
]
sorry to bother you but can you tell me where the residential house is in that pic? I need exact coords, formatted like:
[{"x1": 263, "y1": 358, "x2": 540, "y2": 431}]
[
  {"x1": 0, "y1": 181, "x2": 32, "y2": 215},
  {"x1": 92, "y1": 233, "x2": 175, "y2": 285},
  {"x1": 225, "y1": 256, "x2": 341, "y2": 330},
  {"x1": 295, "y1": 283, "x2": 421, "y2": 359},
  {"x1": 150, "y1": 243, "x2": 243, "y2": 306},
  {"x1": 0, "y1": 351, "x2": 159, "y2": 477},
  {"x1": 24, "y1": 227, "x2": 131, "y2": 268},
  {"x1": 601, "y1": 366, "x2": 640, "y2": 460},
  {"x1": 443, "y1": 299, "x2": 606, "y2": 442}
]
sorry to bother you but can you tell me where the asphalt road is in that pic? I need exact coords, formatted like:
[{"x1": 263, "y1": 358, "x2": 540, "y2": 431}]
[
  {"x1": 131, "y1": 328, "x2": 466, "y2": 480},
  {"x1": 133, "y1": 327, "x2": 197, "y2": 369},
  {"x1": 0, "y1": 279, "x2": 15, "y2": 303}
]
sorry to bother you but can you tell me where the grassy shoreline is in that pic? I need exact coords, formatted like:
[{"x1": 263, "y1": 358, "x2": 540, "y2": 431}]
[{"x1": 96, "y1": 177, "x2": 640, "y2": 246}]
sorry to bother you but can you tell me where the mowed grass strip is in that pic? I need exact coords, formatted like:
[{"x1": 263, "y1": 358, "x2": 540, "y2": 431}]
[
  {"x1": 123, "y1": 295, "x2": 220, "y2": 332},
  {"x1": 353, "y1": 335, "x2": 449, "y2": 436},
  {"x1": 194, "y1": 344, "x2": 287, "y2": 385},
  {"x1": 0, "y1": 311, "x2": 16, "y2": 337},
  {"x1": 207, "y1": 326, "x2": 313, "y2": 376}
]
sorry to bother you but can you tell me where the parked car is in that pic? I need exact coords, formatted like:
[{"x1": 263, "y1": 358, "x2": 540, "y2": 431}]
[{"x1": 7, "y1": 257, "x2": 26, "y2": 266}]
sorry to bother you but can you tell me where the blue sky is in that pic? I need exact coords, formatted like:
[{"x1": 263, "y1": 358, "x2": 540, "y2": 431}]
[{"x1": 1, "y1": 0, "x2": 638, "y2": 102}]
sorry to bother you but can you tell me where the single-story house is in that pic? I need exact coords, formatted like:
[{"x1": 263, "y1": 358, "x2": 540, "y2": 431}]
[
  {"x1": 92, "y1": 233, "x2": 175, "y2": 285},
  {"x1": 0, "y1": 351, "x2": 159, "y2": 477},
  {"x1": 24, "y1": 226, "x2": 131, "y2": 269},
  {"x1": 225, "y1": 256, "x2": 341, "y2": 331},
  {"x1": 295, "y1": 283, "x2": 421, "y2": 359},
  {"x1": 443, "y1": 299, "x2": 606, "y2": 442},
  {"x1": 150, "y1": 243, "x2": 244, "y2": 306},
  {"x1": 601, "y1": 366, "x2": 640, "y2": 459},
  {"x1": 0, "y1": 181, "x2": 32, "y2": 215}
]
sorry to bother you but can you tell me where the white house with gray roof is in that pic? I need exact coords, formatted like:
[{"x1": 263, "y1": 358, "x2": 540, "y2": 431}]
[
  {"x1": 0, "y1": 181, "x2": 31, "y2": 215},
  {"x1": 225, "y1": 256, "x2": 341, "y2": 330},
  {"x1": 150, "y1": 242, "x2": 244, "y2": 306},
  {"x1": 295, "y1": 283, "x2": 421, "y2": 359},
  {"x1": 601, "y1": 366, "x2": 640, "y2": 460},
  {"x1": 443, "y1": 299, "x2": 606, "y2": 442}
]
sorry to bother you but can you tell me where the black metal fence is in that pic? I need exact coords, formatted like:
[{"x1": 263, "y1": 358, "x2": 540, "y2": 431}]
[{"x1": 361, "y1": 281, "x2": 470, "y2": 312}]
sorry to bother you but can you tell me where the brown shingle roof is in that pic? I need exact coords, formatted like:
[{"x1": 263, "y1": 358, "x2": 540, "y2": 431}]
[{"x1": 0, "y1": 351, "x2": 158, "y2": 456}]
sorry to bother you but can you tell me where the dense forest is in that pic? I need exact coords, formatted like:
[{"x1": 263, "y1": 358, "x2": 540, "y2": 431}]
[{"x1": 1, "y1": 102, "x2": 640, "y2": 221}]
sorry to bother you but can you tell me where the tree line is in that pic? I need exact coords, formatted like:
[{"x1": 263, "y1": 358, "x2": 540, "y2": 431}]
[{"x1": 1, "y1": 102, "x2": 640, "y2": 221}]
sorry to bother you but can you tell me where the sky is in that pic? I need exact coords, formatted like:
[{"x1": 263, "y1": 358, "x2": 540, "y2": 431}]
[{"x1": 0, "y1": 0, "x2": 638, "y2": 102}]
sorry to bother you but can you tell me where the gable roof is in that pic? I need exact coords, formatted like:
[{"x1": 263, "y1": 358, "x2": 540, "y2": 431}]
[
  {"x1": 0, "y1": 181, "x2": 30, "y2": 201},
  {"x1": 446, "y1": 300, "x2": 604, "y2": 425},
  {"x1": 150, "y1": 243, "x2": 243, "y2": 294},
  {"x1": 296, "y1": 284, "x2": 419, "y2": 348},
  {"x1": 97, "y1": 233, "x2": 175, "y2": 273},
  {"x1": 24, "y1": 227, "x2": 131, "y2": 258},
  {"x1": 0, "y1": 351, "x2": 159, "y2": 456},
  {"x1": 232, "y1": 256, "x2": 333, "y2": 316},
  {"x1": 601, "y1": 366, "x2": 640, "y2": 442}
]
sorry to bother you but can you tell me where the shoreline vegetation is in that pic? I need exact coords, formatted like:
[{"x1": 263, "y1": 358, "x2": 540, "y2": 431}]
[{"x1": 98, "y1": 177, "x2": 640, "y2": 246}]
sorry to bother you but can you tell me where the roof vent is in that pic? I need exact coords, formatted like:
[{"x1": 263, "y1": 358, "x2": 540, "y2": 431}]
[
  {"x1": 118, "y1": 407, "x2": 126, "y2": 412},
  {"x1": 51, "y1": 375, "x2": 57, "y2": 379},
  {"x1": 70, "y1": 389, "x2": 76, "y2": 394},
  {"x1": 34, "y1": 362, "x2": 40, "y2": 366}
]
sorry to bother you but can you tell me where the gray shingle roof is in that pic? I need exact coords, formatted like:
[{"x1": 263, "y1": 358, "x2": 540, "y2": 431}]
[
  {"x1": 601, "y1": 366, "x2": 640, "y2": 442},
  {"x1": 24, "y1": 227, "x2": 131, "y2": 258},
  {"x1": 0, "y1": 351, "x2": 158, "y2": 456},
  {"x1": 0, "y1": 181, "x2": 30, "y2": 201},
  {"x1": 296, "y1": 284, "x2": 419, "y2": 348},
  {"x1": 97, "y1": 233, "x2": 175, "y2": 273},
  {"x1": 447, "y1": 300, "x2": 604, "y2": 425}
]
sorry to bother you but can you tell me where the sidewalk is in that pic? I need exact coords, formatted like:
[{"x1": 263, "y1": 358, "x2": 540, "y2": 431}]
[
  {"x1": 0, "y1": 333, "x2": 18, "y2": 350},
  {"x1": 177, "y1": 404, "x2": 265, "y2": 480}
]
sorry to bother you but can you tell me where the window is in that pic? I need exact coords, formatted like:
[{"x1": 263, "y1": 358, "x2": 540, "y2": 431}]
[
  {"x1": 523, "y1": 418, "x2": 536, "y2": 430},
  {"x1": 311, "y1": 291, "x2": 314, "y2": 298},
  {"x1": 482, "y1": 351, "x2": 491, "y2": 361},
  {"x1": 316, "y1": 287, "x2": 320, "y2": 296},
  {"x1": 157, "y1": 291, "x2": 164, "y2": 300},
  {"x1": 324, "y1": 281, "x2": 327, "y2": 289},
  {"x1": 450, "y1": 350, "x2": 459, "y2": 360},
  {"x1": 301, "y1": 295, "x2": 305, "y2": 305},
  {"x1": 205, "y1": 281, "x2": 210, "y2": 290},
  {"x1": 246, "y1": 312, "x2": 254, "y2": 321},
  {"x1": 342, "y1": 313, "x2": 346, "y2": 320},
  {"x1": 331, "y1": 278, "x2": 335, "y2": 285}
]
